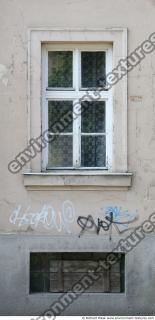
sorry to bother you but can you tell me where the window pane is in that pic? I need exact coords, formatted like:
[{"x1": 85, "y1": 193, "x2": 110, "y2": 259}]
[
  {"x1": 30, "y1": 253, "x2": 49, "y2": 272},
  {"x1": 81, "y1": 101, "x2": 105, "y2": 133},
  {"x1": 48, "y1": 136, "x2": 73, "y2": 167},
  {"x1": 64, "y1": 271, "x2": 105, "y2": 293},
  {"x1": 81, "y1": 136, "x2": 106, "y2": 167},
  {"x1": 50, "y1": 260, "x2": 63, "y2": 292},
  {"x1": 48, "y1": 51, "x2": 72, "y2": 87},
  {"x1": 30, "y1": 272, "x2": 50, "y2": 293},
  {"x1": 63, "y1": 259, "x2": 104, "y2": 292},
  {"x1": 81, "y1": 51, "x2": 106, "y2": 88},
  {"x1": 48, "y1": 101, "x2": 73, "y2": 133}
]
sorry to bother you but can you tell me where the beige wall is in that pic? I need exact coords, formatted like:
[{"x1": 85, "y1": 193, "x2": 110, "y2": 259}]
[{"x1": 0, "y1": 0, "x2": 155, "y2": 315}]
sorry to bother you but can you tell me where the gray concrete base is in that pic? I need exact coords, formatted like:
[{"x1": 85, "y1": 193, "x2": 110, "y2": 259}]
[{"x1": 0, "y1": 234, "x2": 154, "y2": 316}]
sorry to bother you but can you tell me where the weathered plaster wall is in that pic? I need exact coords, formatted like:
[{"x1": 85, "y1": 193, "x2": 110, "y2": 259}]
[
  {"x1": 0, "y1": 0, "x2": 155, "y2": 315},
  {"x1": 0, "y1": 234, "x2": 155, "y2": 316}
]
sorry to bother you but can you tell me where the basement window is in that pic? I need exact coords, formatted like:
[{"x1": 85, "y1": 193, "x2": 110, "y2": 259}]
[{"x1": 30, "y1": 252, "x2": 125, "y2": 293}]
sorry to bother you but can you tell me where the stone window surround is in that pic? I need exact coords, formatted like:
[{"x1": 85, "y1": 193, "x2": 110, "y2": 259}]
[{"x1": 23, "y1": 28, "x2": 132, "y2": 190}]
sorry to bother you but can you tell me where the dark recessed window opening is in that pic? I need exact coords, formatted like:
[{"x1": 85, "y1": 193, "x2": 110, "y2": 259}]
[{"x1": 30, "y1": 252, "x2": 125, "y2": 293}]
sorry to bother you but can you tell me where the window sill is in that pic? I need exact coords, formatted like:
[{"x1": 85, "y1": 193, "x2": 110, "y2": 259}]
[{"x1": 23, "y1": 172, "x2": 133, "y2": 191}]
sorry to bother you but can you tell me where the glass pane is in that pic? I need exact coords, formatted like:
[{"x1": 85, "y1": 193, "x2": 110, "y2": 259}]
[
  {"x1": 30, "y1": 272, "x2": 50, "y2": 292},
  {"x1": 81, "y1": 51, "x2": 106, "y2": 88},
  {"x1": 81, "y1": 101, "x2": 105, "y2": 133},
  {"x1": 50, "y1": 260, "x2": 63, "y2": 292},
  {"x1": 30, "y1": 253, "x2": 49, "y2": 272},
  {"x1": 81, "y1": 136, "x2": 106, "y2": 167},
  {"x1": 48, "y1": 136, "x2": 73, "y2": 167},
  {"x1": 48, "y1": 101, "x2": 73, "y2": 133},
  {"x1": 64, "y1": 271, "x2": 105, "y2": 293},
  {"x1": 48, "y1": 51, "x2": 72, "y2": 87}
]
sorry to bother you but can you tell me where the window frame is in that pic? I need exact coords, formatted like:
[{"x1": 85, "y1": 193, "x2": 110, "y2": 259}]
[
  {"x1": 42, "y1": 43, "x2": 113, "y2": 171},
  {"x1": 24, "y1": 28, "x2": 132, "y2": 190}
]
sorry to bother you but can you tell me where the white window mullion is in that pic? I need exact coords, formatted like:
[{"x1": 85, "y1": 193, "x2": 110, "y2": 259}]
[
  {"x1": 106, "y1": 98, "x2": 112, "y2": 170},
  {"x1": 42, "y1": 46, "x2": 48, "y2": 171},
  {"x1": 73, "y1": 99, "x2": 81, "y2": 168},
  {"x1": 73, "y1": 49, "x2": 80, "y2": 91},
  {"x1": 105, "y1": 47, "x2": 113, "y2": 170},
  {"x1": 73, "y1": 50, "x2": 81, "y2": 168},
  {"x1": 46, "y1": 91, "x2": 78, "y2": 100}
]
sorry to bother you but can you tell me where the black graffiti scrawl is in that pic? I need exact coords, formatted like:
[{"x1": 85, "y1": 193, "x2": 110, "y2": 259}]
[{"x1": 77, "y1": 206, "x2": 138, "y2": 239}]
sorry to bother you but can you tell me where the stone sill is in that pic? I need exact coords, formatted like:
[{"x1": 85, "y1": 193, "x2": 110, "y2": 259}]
[{"x1": 23, "y1": 172, "x2": 133, "y2": 191}]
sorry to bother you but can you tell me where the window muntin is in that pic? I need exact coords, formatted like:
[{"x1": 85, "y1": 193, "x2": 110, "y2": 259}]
[
  {"x1": 42, "y1": 44, "x2": 112, "y2": 170},
  {"x1": 30, "y1": 252, "x2": 125, "y2": 293}
]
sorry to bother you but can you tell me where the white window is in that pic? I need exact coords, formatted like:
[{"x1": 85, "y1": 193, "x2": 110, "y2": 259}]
[
  {"x1": 42, "y1": 43, "x2": 112, "y2": 170},
  {"x1": 24, "y1": 29, "x2": 131, "y2": 190}
]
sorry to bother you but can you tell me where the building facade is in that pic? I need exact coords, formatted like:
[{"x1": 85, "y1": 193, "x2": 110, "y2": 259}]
[{"x1": 0, "y1": 0, "x2": 155, "y2": 315}]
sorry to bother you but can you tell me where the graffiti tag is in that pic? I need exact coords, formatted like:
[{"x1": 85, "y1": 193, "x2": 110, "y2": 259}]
[
  {"x1": 77, "y1": 206, "x2": 138, "y2": 238},
  {"x1": 9, "y1": 200, "x2": 75, "y2": 233}
]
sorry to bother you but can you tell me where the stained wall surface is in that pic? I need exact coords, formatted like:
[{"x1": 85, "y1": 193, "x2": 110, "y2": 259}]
[{"x1": 0, "y1": 0, "x2": 155, "y2": 315}]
